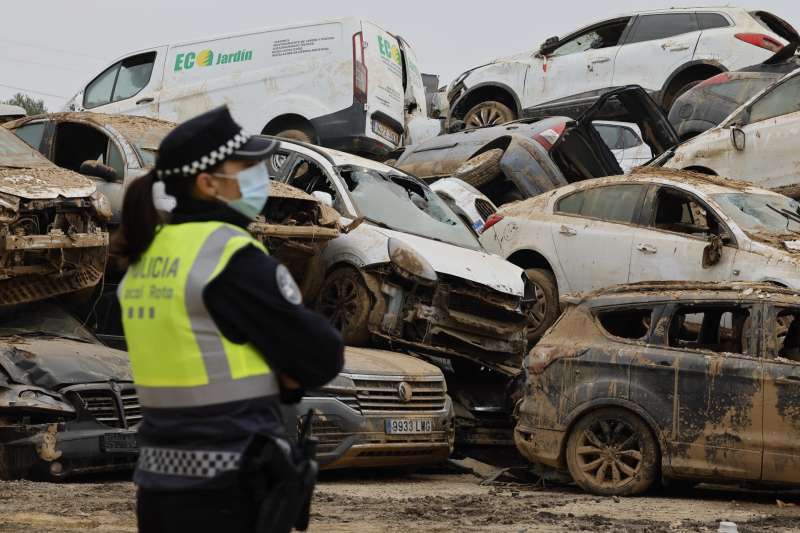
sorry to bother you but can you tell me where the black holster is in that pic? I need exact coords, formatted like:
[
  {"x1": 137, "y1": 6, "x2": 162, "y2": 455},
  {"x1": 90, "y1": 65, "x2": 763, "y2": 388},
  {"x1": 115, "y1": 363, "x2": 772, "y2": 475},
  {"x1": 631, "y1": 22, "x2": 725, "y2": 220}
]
[{"x1": 241, "y1": 432, "x2": 318, "y2": 533}]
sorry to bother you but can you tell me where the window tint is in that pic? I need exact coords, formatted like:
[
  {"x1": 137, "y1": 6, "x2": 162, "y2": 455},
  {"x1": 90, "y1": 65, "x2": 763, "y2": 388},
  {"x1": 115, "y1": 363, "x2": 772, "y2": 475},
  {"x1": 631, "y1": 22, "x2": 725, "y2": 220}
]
[
  {"x1": 13, "y1": 123, "x2": 46, "y2": 150},
  {"x1": 747, "y1": 74, "x2": 800, "y2": 124},
  {"x1": 84, "y1": 63, "x2": 119, "y2": 108},
  {"x1": 627, "y1": 14, "x2": 699, "y2": 44},
  {"x1": 771, "y1": 308, "x2": 800, "y2": 363},
  {"x1": 551, "y1": 19, "x2": 630, "y2": 56},
  {"x1": 668, "y1": 305, "x2": 753, "y2": 355},
  {"x1": 650, "y1": 188, "x2": 724, "y2": 237},
  {"x1": 557, "y1": 185, "x2": 644, "y2": 223},
  {"x1": 594, "y1": 124, "x2": 623, "y2": 150},
  {"x1": 113, "y1": 53, "x2": 156, "y2": 102},
  {"x1": 620, "y1": 128, "x2": 642, "y2": 149},
  {"x1": 697, "y1": 13, "x2": 730, "y2": 30},
  {"x1": 597, "y1": 307, "x2": 654, "y2": 340},
  {"x1": 107, "y1": 142, "x2": 125, "y2": 177}
]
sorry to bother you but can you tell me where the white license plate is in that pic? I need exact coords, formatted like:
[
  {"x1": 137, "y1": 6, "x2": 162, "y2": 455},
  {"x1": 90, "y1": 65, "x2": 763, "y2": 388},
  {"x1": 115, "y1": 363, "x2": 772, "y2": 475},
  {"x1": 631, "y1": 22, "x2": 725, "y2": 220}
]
[
  {"x1": 385, "y1": 418, "x2": 433, "y2": 435},
  {"x1": 371, "y1": 119, "x2": 400, "y2": 145}
]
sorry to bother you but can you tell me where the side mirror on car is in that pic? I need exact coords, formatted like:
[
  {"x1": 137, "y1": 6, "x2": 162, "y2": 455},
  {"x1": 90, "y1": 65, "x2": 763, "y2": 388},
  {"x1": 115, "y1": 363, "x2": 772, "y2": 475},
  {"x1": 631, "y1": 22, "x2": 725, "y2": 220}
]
[
  {"x1": 312, "y1": 191, "x2": 333, "y2": 207},
  {"x1": 702, "y1": 234, "x2": 724, "y2": 268},
  {"x1": 79, "y1": 160, "x2": 118, "y2": 182},
  {"x1": 730, "y1": 127, "x2": 746, "y2": 151},
  {"x1": 539, "y1": 36, "x2": 559, "y2": 55}
]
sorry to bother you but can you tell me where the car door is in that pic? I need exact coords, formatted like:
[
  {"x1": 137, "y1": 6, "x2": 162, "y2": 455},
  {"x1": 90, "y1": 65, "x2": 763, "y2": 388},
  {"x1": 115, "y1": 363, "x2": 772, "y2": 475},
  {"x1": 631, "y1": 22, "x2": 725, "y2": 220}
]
[
  {"x1": 612, "y1": 13, "x2": 702, "y2": 96},
  {"x1": 629, "y1": 185, "x2": 737, "y2": 285},
  {"x1": 761, "y1": 304, "x2": 800, "y2": 484},
  {"x1": 549, "y1": 183, "x2": 646, "y2": 294},
  {"x1": 525, "y1": 18, "x2": 631, "y2": 113},
  {"x1": 663, "y1": 301, "x2": 763, "y2": 480}
]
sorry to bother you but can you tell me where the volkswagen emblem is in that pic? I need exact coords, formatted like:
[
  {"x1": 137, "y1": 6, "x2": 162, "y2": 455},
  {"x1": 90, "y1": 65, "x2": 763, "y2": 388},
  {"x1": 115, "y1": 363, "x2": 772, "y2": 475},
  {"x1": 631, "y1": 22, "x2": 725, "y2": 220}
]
[{"x1": 397, "y1": 382, "x2": 413, "y2": 403}]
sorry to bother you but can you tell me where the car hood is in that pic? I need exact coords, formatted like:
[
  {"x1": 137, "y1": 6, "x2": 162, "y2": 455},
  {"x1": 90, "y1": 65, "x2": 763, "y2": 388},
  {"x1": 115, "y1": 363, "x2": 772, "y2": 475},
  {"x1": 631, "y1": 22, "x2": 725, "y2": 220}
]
[
  {"x1": 0, "y1": 337, "x2": 131, "y2": 390},
  {"x1": 341, "y1": 347, "x2": 441, "y2": 378},
  {"x1": 0, "y1": 167, "x2": 96, "y2": 199},
  {"x1": 373, "y1": 226, "x2": 525, "y2": 296}
]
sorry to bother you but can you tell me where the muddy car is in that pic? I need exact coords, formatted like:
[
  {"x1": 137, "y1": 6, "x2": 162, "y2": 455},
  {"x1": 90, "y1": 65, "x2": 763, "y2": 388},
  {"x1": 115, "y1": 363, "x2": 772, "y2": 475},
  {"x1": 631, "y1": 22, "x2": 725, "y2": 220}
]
[
  {"x1": 430, "y1": 178, "x2": 497, "y2": 234},
  {"x1": 395, "y1": 86, "x2": 678, "y2": 207},
  {"x1": 0, "y1": 127, "x2": 109, "y2": 306},
  {"x1": 0, "y1": 104, "x2": 25, "y2": 125},
  {"x1": 0, "y1": 301, "x2": 138, "y2": 480},
  {"x1": 516, "y1": 282, "x2": 800, "y2": 496},
  {"x1": 301, "y1": 346, "x2": 453, "y2": 470},
  {"x1": 4, "y1": 112, "x2": 176, "y2": 223}
]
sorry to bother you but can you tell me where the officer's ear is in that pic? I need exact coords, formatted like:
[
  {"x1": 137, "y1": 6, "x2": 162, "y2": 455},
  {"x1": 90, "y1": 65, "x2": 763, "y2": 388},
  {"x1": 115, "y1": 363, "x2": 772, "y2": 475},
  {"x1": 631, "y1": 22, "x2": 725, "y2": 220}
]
[{"x1": 194, "y1": 172, "x2": 219, "y2": 200}]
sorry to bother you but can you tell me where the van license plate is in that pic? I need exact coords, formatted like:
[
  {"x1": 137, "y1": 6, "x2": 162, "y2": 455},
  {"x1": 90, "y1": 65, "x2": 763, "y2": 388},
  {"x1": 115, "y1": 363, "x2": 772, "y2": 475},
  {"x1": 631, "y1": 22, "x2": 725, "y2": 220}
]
[
  {"x1": 372, "y1": 119, "x2": 400, "y2": 145},
  {"x1": 101, "y1": 432, "x2": 138, "y2": 452},
  {"x1": 385, "y1": 418, "x2": 432, "y2": 435}
]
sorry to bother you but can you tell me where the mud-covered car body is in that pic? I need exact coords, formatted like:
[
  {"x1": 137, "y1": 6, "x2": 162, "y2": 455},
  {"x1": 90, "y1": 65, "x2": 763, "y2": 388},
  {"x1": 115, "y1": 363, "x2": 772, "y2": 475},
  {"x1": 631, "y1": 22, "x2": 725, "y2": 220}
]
[
  {"x1": 430, "y1": 178, "x2": 497, "y2": 234},
  {"x1": 5, "y1": 112, "x2": 176, "y2": 224},
  {"x1": 300, "y1": 347, "x2": 453, "y2": 469},
  {"x1": 0, "y1": 127, "x2": 109, "y2": 305},
  {"x1": 516, "y1": 282, "x2": 800, "y2": 494},
  {"x1": 0, "y1": 302, "x2": 138, "y2": 480},
  {"x1": 267, "y1": 137, "x2": 530, "y2": 374},
  {"x1": 396, "y1": 86, "x2": 677, "y2": 207}
]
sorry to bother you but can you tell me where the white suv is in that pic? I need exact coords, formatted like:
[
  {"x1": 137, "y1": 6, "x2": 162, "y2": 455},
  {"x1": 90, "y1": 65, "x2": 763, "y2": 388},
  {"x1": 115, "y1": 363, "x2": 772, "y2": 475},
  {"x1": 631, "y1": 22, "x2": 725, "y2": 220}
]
[
  {"x1": 480, "y1": 171, "x2": 800, "y2": 336},
  {"x1": 447, "y1": 8, "x2": 797, "y2": 128}
]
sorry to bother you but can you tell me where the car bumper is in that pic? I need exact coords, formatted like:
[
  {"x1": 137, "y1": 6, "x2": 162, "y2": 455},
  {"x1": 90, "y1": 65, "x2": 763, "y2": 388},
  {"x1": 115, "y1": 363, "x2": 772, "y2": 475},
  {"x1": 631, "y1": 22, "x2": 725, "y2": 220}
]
[
  {"x1": 300, "y1": 396, "x2": 454, "y2": 470},
  {"x1": 513, "y1": 423, "x2": 565, "y2": 469},
  {"x1": 0, "y1": 421, "x2": 138, "y2": 480}
]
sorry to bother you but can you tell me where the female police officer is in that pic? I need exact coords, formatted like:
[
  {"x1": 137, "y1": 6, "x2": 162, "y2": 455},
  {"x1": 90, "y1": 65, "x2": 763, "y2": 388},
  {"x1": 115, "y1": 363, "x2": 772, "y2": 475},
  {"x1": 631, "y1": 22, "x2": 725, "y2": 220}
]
[{"x1": 115, "y1": 106, "x2": 344, "y2": 532}]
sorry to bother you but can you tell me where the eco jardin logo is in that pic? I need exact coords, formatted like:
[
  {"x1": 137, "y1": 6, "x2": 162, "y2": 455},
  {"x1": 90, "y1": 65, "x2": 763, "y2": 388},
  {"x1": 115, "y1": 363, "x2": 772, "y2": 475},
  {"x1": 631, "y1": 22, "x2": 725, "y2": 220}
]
[
  {"x1": 174, "y1": 48, "x2": 254, "y2": 71},
  {"x1": 377, "y1": 36, "x2": 401, "y2": 66}
]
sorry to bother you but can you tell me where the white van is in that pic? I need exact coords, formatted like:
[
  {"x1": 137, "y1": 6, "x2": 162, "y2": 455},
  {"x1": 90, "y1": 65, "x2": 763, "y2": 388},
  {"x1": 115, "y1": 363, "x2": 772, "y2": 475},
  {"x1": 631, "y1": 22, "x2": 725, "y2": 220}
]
[{"x1": 64, "y1": 18, "x2": 440, "y2": 156}]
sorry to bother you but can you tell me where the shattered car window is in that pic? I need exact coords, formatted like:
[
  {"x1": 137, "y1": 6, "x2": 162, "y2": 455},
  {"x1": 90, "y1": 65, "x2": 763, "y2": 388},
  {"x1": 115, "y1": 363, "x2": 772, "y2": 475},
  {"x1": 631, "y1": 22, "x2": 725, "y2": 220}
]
[
  {"x1": 712, "y1": 193, "x2": 800, "y2": 234},
  {"x1": 0, "y1": 302, "x2": 97, "y2": 344},
  {"x1": 0, "y1": 128, "x2": 51, "y2": 167},
  {"x1": 652, "y1": 189, "x2": 722, "y2": 238},
  {"x1": 597, "y1": 307, "x2": 655, "y2": 340},
  {"x1": 339, "y1": 166, "x2": 481, "y2": 250},
  {"x1": 667, "y1": 305, "x2": 753, "y2": 355},
  {"x1": 772, "y1": 308, "x2": 800, "y2": 363}
]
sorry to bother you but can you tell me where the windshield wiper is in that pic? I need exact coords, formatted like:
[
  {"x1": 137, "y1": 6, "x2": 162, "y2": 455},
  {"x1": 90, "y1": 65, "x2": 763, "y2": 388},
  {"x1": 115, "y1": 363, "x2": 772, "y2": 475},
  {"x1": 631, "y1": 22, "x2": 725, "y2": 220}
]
[{"x1": 767, "y1": 203, "x2": 800, "y2": 229}]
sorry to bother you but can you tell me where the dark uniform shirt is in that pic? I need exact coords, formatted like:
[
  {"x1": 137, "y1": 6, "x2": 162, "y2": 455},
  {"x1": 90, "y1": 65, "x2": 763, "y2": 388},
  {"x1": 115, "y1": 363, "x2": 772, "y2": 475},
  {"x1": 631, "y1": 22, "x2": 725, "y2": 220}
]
[{"x1": 134, "y1": 198, "x2": 344, "y2": 490}]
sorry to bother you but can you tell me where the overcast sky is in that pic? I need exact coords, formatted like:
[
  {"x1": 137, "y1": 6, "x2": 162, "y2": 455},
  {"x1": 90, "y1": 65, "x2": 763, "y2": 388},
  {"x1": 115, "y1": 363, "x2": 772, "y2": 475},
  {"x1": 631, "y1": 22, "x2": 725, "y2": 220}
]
[{"x1": 3, "y1": 0, "x2": 799, "y2": 110}]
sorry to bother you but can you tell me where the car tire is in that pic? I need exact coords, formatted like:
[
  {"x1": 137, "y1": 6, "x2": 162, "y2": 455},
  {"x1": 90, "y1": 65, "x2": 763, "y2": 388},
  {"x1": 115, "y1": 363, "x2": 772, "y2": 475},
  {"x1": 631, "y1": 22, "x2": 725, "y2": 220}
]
[
  {"x1": 316, "y1": 267, "x2": 372, "y2": 345},
  {"x1": 273, "y1": 127, "x2": 314, "y2": 144},
  {"x1": 453, "y1": 149, "x2": 504, "y2": 188},
  {"x1": 566, "y1": 407, "x2": 659, "y2": 496},
  {"x1": 464, "y1": 101, "x2": 516, "y2": 129},
  {"x1": 524, "y1": 268, "x2": 559, "y2": 343}
]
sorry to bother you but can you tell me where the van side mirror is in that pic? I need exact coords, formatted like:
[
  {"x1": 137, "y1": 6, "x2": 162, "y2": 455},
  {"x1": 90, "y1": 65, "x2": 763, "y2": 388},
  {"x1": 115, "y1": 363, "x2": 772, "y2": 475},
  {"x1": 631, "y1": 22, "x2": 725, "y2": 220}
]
[
  {"x1": 79, "y1": 160, "x2": 119, "y2": 182},
  {"x1": 312, "y1": 191, "x2": 333, "y2": 207},
  {"x1": 730, "y1": 127, "x2": 746, "y2": 151},
  {"x1": 539, "y1": 36, "x2": 560, "y2": 55}
]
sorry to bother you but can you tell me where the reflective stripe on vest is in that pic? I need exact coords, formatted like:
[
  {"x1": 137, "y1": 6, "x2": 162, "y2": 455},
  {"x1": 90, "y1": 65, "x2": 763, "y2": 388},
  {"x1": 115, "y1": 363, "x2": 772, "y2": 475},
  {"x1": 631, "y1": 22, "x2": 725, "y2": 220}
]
[{"x1": 119, "y1": 222, "x2": 280, "y2": 408}]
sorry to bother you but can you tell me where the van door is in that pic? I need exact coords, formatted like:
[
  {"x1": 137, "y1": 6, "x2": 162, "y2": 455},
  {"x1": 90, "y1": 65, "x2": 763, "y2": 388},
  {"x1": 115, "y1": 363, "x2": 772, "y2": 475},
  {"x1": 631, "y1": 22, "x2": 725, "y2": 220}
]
[
  {"x1": 397, "y1": 36, "x2": 441, "y2": 146},
  {"x1": 78, "y1": 47, "x2": 168, "y2": 117},
  {"x1": 361, "y1": 22, "x2": 406, "y2": 150}
]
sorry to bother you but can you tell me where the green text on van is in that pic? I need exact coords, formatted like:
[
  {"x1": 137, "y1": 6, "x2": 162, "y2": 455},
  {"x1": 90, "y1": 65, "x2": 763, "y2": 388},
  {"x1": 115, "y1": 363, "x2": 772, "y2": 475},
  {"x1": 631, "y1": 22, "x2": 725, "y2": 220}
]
[{"x1": 174, "y1": 49, "x2": 254, "y2": 71}]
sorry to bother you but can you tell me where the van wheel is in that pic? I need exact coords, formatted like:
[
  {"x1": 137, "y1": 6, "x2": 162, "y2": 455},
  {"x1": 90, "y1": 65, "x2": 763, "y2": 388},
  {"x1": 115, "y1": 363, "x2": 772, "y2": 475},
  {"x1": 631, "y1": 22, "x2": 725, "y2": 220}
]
[
  {"x1": 453, "y1": 149, "x2": 504, "y2": 188},
  {"x1": 464, "y1": 101, "x2": 515, "y2": 129},
  {"x1": 525, "y1": 268, "x2": 559, "y2": 343},
  {"x1": 274, "y1": 127, "x2": 314, "y2": 144},
  {"x1": 316, "y1": 267, "x2": 372, "y2": 346},
  {"x1": 566, "y1": 408, "x2": 659, "y2": 496}
]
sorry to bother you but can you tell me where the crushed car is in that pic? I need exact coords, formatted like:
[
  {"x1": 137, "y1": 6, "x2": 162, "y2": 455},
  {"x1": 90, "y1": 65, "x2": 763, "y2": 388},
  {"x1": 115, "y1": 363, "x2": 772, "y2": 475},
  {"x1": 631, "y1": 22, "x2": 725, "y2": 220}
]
[
  {"x1": 668, "y1": 42, "x2": 800, "y2": 141},
  {"x1": 0, "y1": 127, "x2": 110, "y2": 306},
  {"x1": 660, "y1": 67, "x2": 800, "y2": 197},
  {"x1": 4, "y1": 112, "x2": 176, "y2": 223},
  {"x1": 516, "y1": 282, "x2": 800, "y2": 496},
  {"x1": 480, "y1": 169, "x2": 800, "y2": 339},
  {"x1": 395, "y1": 86, "x2": 678, "y2": 207},
  {"x1": 301, "y1": 346, "x2": 453, "y2": 470},
  {"x1": 430, "y1": 177, "x2": 497, "y2": 234},
  {"x1": 0, "y1": 301, "x2": 138, "y2": 480}
]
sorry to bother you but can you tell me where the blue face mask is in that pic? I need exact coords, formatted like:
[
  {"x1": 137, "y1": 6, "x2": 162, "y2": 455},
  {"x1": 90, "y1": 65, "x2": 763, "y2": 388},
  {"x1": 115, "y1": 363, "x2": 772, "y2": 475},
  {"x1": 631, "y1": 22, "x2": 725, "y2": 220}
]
[{"x1": 220, "y1": 161, "x2": 270, "y2": 219}]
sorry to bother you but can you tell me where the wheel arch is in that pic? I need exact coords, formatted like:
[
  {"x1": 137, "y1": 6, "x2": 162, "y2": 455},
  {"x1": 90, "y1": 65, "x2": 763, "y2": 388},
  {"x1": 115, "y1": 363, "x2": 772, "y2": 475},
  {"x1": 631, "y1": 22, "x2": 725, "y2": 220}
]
[
  {"x1": 506, "y1": 248, "x2": 562, "y2": 289},
  {"x1": 451, "y1": 82, "x2": 522, "y2": 121},
  {"x1": 262, "y1": 113, "x2": 318, "y2": 142},
  {"x1": 659, "y1": 60, "x2": 727, "y2": 110}
]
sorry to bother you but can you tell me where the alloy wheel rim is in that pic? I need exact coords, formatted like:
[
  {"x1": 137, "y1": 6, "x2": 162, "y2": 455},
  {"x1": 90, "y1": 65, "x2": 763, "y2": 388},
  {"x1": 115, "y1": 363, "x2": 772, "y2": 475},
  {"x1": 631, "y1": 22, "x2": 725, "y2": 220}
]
[
  {"x1": 575, "y1": 418, "x2": 643, "y2": 488},
  {"x1": 467, "y1": 106, "x2": 505, "y2": 128},
  {"x1": 527, "y1": 282, "x2": 547, "y2": 329},
  {"x1": 319, "y1": 277, "x2": 360, "y2": 331}
]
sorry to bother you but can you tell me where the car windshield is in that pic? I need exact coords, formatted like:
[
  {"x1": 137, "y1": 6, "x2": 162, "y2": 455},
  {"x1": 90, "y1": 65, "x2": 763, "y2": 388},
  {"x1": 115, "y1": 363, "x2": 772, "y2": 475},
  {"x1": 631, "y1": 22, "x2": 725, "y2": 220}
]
[
  {"x1": 0, "y1": 128, "x2": 50, "y2": 168},
  {"x1": 337, "y1": 165, "x2": 481, "y2": 249},
  {"x1": 712, "y1": 192, "x2": 800, "y2": 234},
  {"x1": 0, "y1": 302, "x2": 97, "y2": 344}
]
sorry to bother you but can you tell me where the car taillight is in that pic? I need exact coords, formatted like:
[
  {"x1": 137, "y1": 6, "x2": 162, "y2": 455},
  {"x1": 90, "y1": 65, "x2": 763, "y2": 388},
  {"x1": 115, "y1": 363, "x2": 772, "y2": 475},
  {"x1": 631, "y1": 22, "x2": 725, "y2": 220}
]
[
  {"x1": 480, "y1": 213, "x2": 504, "y2": 234},
  {"x1": 698, "y1": 72, "x2": 732, "y2": 87},
  {"x1": 735, "y1": 33, "x2": 783, "y2": 52},
  {"x1": 353, "y1": 32, "x2": 368, "y2": 104},
  {"x1": 528, "y1": 345, "x2": 586, "y2": 375},
  {"x1": 533, "y1": 123, "x2": 566, "y2": 150}
]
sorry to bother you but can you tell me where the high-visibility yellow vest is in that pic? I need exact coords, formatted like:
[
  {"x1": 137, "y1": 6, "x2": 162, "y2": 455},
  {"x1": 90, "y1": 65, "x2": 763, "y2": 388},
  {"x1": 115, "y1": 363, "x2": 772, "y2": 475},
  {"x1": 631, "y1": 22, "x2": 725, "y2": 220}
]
[{"x1": 118, "y1": 222, "x2": 279, "y2": 408}]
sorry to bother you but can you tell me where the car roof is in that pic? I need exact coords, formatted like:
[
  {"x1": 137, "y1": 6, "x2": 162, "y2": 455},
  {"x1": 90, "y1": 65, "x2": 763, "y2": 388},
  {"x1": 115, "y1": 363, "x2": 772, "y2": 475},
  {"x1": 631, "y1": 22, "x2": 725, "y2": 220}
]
[{"x1": 571, "y1": 281, "x2": 800, "y2": 307}]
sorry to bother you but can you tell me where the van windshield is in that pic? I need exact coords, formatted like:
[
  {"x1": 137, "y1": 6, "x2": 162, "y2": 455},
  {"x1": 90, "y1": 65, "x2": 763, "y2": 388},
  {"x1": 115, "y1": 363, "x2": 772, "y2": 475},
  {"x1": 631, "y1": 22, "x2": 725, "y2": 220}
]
[{"x1": 338, "y1": 166, "x2": 480, "y2": 249}]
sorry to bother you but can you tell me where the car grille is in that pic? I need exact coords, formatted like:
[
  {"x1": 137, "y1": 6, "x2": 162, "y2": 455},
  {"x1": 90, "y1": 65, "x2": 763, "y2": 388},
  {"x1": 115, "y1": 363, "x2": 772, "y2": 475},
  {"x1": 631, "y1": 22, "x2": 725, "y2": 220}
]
[
  {"x1": 474, "y1": 198, "x2": 496, "y2": 221},
  {"x1": 350, "y1": 378, "x2": 447, "y2": 414},
  {"x1": 69, "y1": 385, "x2": 141, "y2": 429}
]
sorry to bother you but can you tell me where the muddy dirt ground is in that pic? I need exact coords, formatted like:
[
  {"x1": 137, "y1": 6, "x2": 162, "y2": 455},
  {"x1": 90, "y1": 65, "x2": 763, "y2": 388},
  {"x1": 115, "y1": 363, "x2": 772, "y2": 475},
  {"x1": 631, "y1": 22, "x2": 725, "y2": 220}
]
[{"x1": 1, "y1": 467, "x2": 799, "y2": 532}]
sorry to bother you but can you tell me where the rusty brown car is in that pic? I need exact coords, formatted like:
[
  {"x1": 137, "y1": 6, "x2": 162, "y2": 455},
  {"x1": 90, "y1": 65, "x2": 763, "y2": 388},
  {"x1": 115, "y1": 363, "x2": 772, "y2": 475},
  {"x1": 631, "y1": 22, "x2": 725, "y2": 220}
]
[{"x1": 516, "y1": 282, "x2": 800, "y2": 496}]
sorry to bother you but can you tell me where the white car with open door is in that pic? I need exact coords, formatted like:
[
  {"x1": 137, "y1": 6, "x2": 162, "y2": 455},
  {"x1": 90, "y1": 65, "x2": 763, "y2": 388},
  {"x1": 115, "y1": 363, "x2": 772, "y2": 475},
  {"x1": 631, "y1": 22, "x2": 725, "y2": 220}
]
[
  {"x1": 480, "y1": 170, "x2": 800, "y2": 336},
  {"x1": 446, "y1": 8, "x2": 797, "y2": 128},
  {"x1": 592, "y1": 121, "x2": 652, "y2": 172},
  {"x1": 662, "y1": 68, "x2": 800, "y2": 198},
  {"x1": 63, "y1": 18, "x2": 439, "y2": 157}
]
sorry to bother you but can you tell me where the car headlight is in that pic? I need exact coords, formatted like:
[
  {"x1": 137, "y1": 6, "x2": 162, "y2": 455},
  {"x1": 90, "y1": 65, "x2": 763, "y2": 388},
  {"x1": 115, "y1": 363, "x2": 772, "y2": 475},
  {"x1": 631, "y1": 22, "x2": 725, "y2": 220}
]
[
  {"x1": 388, "y1": 238, "x2": 438, "y2": 283},
  {"x1": 13, "y1": 389, "x2": 76, "y2": 415},
  {"x1": 90, "y1": 191, "x2": 113, "y2": 221}
]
